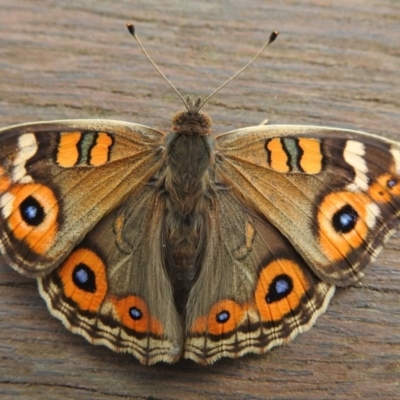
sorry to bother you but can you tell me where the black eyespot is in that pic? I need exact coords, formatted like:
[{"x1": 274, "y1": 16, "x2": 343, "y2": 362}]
[
  {"x1": 266, "y1": 274, "x2": 293, "y2": 303},
  {"x1": 19, "y1": 195, "x2": 45, "y2": 226},
  {"x1": 129, "y1": 307, "x2": 143, "y2": 321},
  {"x1": 216, "y1": 310, "x2": 230, "y2": 324},
  {"x1": 332, "y1": 204, "x2": 358, "y2": 234},
  {"x1": 72, "y1": 263, "x2": 96, "y2": 293}
]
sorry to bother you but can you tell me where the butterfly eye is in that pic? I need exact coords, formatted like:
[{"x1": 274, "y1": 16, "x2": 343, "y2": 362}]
[
  {"x1": 266, "y1": 274, "x2": 293, "y2": 303},
  {"x1": 332, "y1": 204, "x2": 358, "y2": 234},
  {"x1": 72, "y1": 263, "x2": 96, "y2": 293}
]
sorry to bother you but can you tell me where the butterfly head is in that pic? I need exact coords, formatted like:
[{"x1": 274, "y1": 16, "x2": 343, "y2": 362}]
[{"x1": 172, "y1": 96, "x2": 212, "y2": 136}]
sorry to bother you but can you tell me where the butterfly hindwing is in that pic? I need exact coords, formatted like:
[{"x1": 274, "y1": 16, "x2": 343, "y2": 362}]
[
  {"x1": 0, "y1": 120, "x2": 164, "y2": 276},
  {"x1": 184, "y1": 189, "x2": 334, "y2": 364},
  {"x1": 38, "y1": 185, "x2": 183, "y2": 365},
  {"x1": 215, "y1": 125, "x2": 400, "y2": 286}
]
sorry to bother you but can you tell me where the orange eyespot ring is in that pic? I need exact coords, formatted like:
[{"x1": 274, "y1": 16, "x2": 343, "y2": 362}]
[
  {"x1": 318, "y1": 191, "x2": 375, "y2": 262},
  {"x1": 112, "y1": 295, "x2": 163, "y2": 336},
  {"x1": 190, "y1": 299, "x2": 245, "y2": 336},
  {"x1": 369, "y1": 173, "x2": 400, "y2": 203},
  {"x1": 58, "y1": 248, "x2": 108, "y2": 312},
  {"x1": 254, "y1": 259, "x2": 310, "y2": 322},
  {"x1": 7, "y1": 183, "x2": 59, "y2": 254}
]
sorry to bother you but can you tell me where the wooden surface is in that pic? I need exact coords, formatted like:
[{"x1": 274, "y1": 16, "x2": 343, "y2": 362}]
[{"x1": 0, "y1": 0, "x2": 399, "y2": 399}]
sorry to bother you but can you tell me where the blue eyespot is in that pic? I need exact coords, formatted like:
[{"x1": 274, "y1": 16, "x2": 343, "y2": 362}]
[
  {"x1": 129, "y1": 307, "x2": 143, "y2": 321},
  {"x1": 20, "y1": 195, "x2": 45, "y2": 226},
  {"x1": 72, "y1": 263, "x2": 96, "y2": 293},
  {"x1": 266, "y1": 274, "x2": 293, "y2": 303},
  {"x1": 332, "y1": 204, "x2": 358, "y2": 233},
  {"x1": 216, "y1": 310, "x2": 230, "y2": 324},
  {"x1": 275, "y1": 278, "x2": 290, "y2": 294}
]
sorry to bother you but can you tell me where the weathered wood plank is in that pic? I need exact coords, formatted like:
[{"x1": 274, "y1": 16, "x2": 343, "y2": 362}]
[{"x1": 0, "y1": 0, "x2": 399, "y2": 399}]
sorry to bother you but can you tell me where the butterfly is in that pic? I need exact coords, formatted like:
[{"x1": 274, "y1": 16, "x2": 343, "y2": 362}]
[{"x1": 1, "y1": 25, "x2": 400, "y2": 365}]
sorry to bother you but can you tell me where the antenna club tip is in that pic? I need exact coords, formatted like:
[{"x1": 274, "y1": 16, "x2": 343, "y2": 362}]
[
  {"x1": 269, "y1": 31, "x2": 279, "y2": 43},
  {"x1": 127, "y1": 23, "x2": 135, "y2": 36}
]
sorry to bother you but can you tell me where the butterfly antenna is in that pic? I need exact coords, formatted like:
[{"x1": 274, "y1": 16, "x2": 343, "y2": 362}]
[
  {"x1": 127, "y1": 23, "x2": 190, "y2": 111},
  {"x1": 197, "y1": 30, "x2": 279, "y2": 111}
]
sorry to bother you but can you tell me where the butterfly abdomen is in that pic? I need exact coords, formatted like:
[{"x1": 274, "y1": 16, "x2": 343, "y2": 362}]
[{"x1": 162, "y1": 112, "x2": 214, "y2": 309}]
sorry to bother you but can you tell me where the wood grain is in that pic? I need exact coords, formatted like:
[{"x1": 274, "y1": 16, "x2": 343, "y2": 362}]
[{"x1": 0, "y1": 1, "x2": 399, "y2": 399}]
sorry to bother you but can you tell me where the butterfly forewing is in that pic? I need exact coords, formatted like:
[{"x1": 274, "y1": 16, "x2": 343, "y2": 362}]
[
  {"x1": 215, "y1": 125, "x2": 400, "y2": 286},
  {"x1": 0, "y1": 120, "x2": 164, "y2": 276}
]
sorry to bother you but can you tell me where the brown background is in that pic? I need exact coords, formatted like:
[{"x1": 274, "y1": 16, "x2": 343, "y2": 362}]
[{"x1": 0, "y1": 0, "x2": 399, "y2": 399}]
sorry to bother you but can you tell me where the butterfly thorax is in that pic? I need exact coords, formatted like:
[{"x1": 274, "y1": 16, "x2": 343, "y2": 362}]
[{"x1": 163, "y1": 110, "x2": 214, "y2": 309}]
